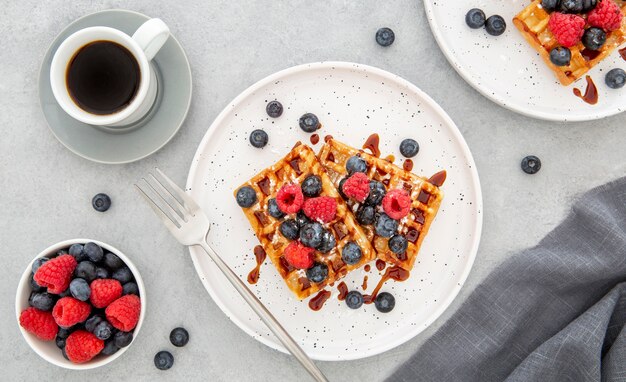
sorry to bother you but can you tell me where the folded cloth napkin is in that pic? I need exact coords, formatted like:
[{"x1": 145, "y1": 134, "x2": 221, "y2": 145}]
[{"x1": 388, "y1": 178, "x2": 626, "y2": 382}]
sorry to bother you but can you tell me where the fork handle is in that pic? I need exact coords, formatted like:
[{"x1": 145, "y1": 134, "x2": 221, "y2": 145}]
[{"x1": 198, "y1": 240, "x2": 329, "y2": 382}]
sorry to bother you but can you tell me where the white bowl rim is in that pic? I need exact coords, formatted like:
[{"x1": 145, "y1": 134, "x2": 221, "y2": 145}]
[{"x1": 15, "y1": 238, "x2": 146, "y2": 370}]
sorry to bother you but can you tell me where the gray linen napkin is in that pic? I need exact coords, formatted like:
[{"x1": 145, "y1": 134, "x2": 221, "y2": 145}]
[{"x1": 388, "y1": 177, "x2": 626, "y2": 382}]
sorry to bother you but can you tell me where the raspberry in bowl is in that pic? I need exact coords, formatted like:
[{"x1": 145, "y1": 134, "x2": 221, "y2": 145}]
[{"x1": 15, "y1": 239, "x2": 145, "y2": 369}]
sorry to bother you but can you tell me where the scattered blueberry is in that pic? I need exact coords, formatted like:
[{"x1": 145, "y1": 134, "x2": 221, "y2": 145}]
[
  {"x1": 249, "y1": 129, "x2": 269, "y2": 148},
  {"x1": 112, "y1": 266, "x2": 133, "y2": 284},
  {"x1": 485, "y1": 15, "x2": 506, "y2": 36},
  {"x1": 122, "y1": 282, "x2": 139, "y2": 296},
  {"x1": 375, "y1": 213, "x2": 398, "y2": 238},
  {"x1": 68, "y1": 243, "x2": 85, "y2": 261},
  {"x1": 301, "y1": 175, "x2": 323, "y2": 197},
  {"x1": 279, "y1": 219, "x2": 300, "y2": 240},
  {"x1": 521, "y1": 155, "x2": 542, "y2": 175},
  {"x1": 154, "y1": 350, "x2": 174, "y2": 370},
  {"x1": 266, "y1": 100, "x2": 283, "y2": 118},
  {"x1": 69, "y1": 278, "x2": 91, "y2": 301},
  {"x1": 465, "y1": 8, "x2": 486, "y2": 29},
  {"x1": 95, "y1": 267, "x2": 110, "y2": 279},
  {"x1": 83, "y1": 242, "x2": 104, "y2": 263},
  {"x1": 299, "y1": 222, "x2": 324, "y2": 248},
  {"x1": 317, "y1": 229, "x2": 336, "y2": 253},
  {"x1": 299, "y1": 113, "x2": 320, "y2": 133},
  {"x1": 399, "y1": 139, "x2": 419, "y2": 158},
  {"x1": 31, "y1": 257, "x2": 48, "y2": 273},
  {"x1": 356, "y1": 205, "x2": 376, "y2": 225},
  {"x1": 345, "y1": 291, "x2": 364, "y2": 309},
  {"x1": 236, "y1": 186, "x2": 257, "y2": 208},
  {"x1": 306, "y1": 262, "x2": 329, "y2": 283},
  {"x1": 170, "y1": 327, "x2": 189, "y2": 347},
  {"x1": 56, "y1": 336, "x2": 66, "y2": 349},
  {"x1": 541, "y1": 0, "x2": 561, "y2": 11},
  {"x1": 364, "y1": 181, "x2": 386, "y2": 206},
  {"x1": 114, "y1": 330, "x2": 133, "y2": 348},
  {"x1": 296, "y1": 211, "x2": 311, "y2": 227},
  {"x1": 606, "y1": 68, "x2": 626, "y2": 89},
  {"x1": 29, "y1": 292, "x2": 56, "y2": 311},
  {"x1": 103, "y1": 252, "x2": 124, "y2": 270},
  {"x1": 342, "y1": 242, "x2": 362, "y2": 265},
  {"x1": 92, "y1": 193, "x2": 111, "y2": 212},
  {"x1": 375, "y1": 292, "x2": 396, "y2": 313},
  {"x1": 346, "y1": 156, "x2": 367, "y2": 174},
  {"x1": 85, "y1": 315, "x2": 104, "y2": 333},
  {"x1": 267, "y1": 198, "x2": 286, "y2": 219},
  {"x1": 388, "y1": 235, "x2": 408, "y2": 256},
  {"x1": 560, "y1": 0, "x2": 584, "y2": 13},
  {"x1": 94, "y1": 321, "x2": 113, "y2": 340},
  {"x1": 29, "y1": 273, "x2": 44, "y2": 292},
  {"x1": 101, "y1": 339, "x2": 119, "y2": 355},
  {"x1": 375, "y1": 27, "x2": 395, "y2": 47},
  {"x1": 582, "y1": 28, "x2": 606, "y2": 51},
  {"x1": 549, "y1": 47, "x2": 572, "y2": 67},
  {"x1": 74, "y1": 261, "x2": 97, "y2": 282}
]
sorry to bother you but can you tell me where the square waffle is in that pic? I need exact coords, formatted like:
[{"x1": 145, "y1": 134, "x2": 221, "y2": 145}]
[
  {"x1": 318, "y1": 138, "x2": 444, "y2": 271},
  {"x1": 234, "y1": 142, "x2": 375, "y2": 300},
  {"x1": 513, "y1": 0, "x2": 626, "y2": 86}
]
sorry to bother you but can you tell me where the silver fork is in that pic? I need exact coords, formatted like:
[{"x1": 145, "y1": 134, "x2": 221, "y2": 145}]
[{"x1": 135, "y1": 169, "x2": 328, "y2": 382}]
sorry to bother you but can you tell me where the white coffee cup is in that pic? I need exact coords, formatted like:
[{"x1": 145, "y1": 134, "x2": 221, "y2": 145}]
[{"x1": 50, "y1": 19, "x2": 170, "y2": 127}]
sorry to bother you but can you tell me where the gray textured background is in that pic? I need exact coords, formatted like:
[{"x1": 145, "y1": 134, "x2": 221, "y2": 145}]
[{"x1": 2, "y1": 1, "x2": 625, "y2": 381}]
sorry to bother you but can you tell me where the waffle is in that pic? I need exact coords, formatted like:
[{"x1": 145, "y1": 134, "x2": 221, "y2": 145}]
[
  {"x1": 318, "y1": 138, "x2": 444, "y2": 271},
  {"x1": 513, "y1": 0, "x2": 626, "y2": 86},
  {"x1": 234, "y1": 142, "x2": 375, "y2": 300}
]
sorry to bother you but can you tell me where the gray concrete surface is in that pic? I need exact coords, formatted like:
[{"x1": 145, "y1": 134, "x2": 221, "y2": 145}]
[{"x1": 2, "y1": 0, "x2": 626, "y2": 381}]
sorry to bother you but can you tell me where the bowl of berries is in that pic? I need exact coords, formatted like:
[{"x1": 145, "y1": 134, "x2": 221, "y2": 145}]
[{"x1": 15, "y1": 239, "x2": 145, "y2": 369}]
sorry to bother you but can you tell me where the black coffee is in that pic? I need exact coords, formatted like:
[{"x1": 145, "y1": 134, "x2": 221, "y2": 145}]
[{"x1": 66, "y1": 40, "x2": 140, "y2": 115}]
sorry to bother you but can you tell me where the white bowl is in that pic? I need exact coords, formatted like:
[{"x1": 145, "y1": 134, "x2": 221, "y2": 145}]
[{"x1": 15, "y1": 239, "x2": 146, "y2": 369}]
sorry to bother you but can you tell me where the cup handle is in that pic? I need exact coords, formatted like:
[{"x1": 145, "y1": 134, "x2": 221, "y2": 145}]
[{"x1": 132, "y1": 18, "x2": 170, "y2": 61}]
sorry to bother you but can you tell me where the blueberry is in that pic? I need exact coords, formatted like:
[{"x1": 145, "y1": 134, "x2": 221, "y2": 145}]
[
  {"x1": 29, "y1": 292, "x2": 56, "y2": 311},
  {"x1": 296, "y1": 211, "x2": 311, "y2": 227},
  {"x1": 83, "y1": 242, "x2": 104, "y2": 262},
  {"x1": 375, "y1": 213, "x2": 398, "y2": 238},
  {"x1": 74, "y1": 261, "x2": 97, "y2": 282},
  {"x1": 62, "y1": 348, "x2": 69, "y2": 360},
  {"x1": 301, "y1": 175, "x2": 322, "y2": 197},
  {"x1": 101, "y1": 339, "x2": 120, "y2": 355},
  {"x1": 465, "y1": 8, "x2": 486, "y2": 29},
  {"x1": 249, "y1": 129, "x2": 269, "y2": 148},
  {"x1": 549, "y1": 47, "x2": 572, "y2": 67},
  {"x1": 299, "y1": 113, "x2": 320, "y2": 133},
  {"x1": 69, "y1": 278, "x2": 91, "y2": 301},
  {"x1": 56, "y1": 249, "x2": 69, "y2": 257},
  {"x1": 94, "y1": 321, "x2": 113, "y2": 340},
  {"x1": 338, "y1": 178, "x2": 349, "y2": 200},
  {"x1": 57, "y1": 327, "x2": 73, "y2": 339},
  {"x1": 279, "y1": 219, "x2": 300, "y2": 240},
  {"x1": 375, "y1": 292, "x2": 395, "y2": 313},
  {"x1": 521, "y1": 155, "x2": 542, "y2": 174},
  {"x1": 356, "y1": 205, "x2": 376, "y2": 225},
  {"x1": 306, "y1": 262, "x2": 329, "y2": 283},
  {"x1": 376, "y1": 27, "x2": 395, "y2": 47},
  {"x1": 267, "y1": 198, "x2": 285, "y2": 219},
  {"x1": 85, "y1": 315, "x2": 104, "y2": 333},
  {"x1": 154, "y1": 351, "x2": 174, "y2": 370},
  {"x1": 266, "y1": 100, "x2": 283, "y2": 118},
  {"x1": 582, "y1": 28, "x2": 606, "y2": 51},
  {"x1": 342, "y1": 242, "x2": 362, "y2": 265},
  {"x1": 68, "y1": 243, "x2": 85, "y2": 261},
  {"x1": 95, "y1": 267, "x2": 110, "y2": 279},
  {"x1": 317, "y1": 229, "x2": 336, "y2": 253},
  {"x1": 541, "y1": 0, "x2": 561, "y2": 11},
  {"x1": 123, "y1": 282, "x2": 139, "y2": 296},
  {"x1": 104, "y1": 252, "x2": 125, "y2": 270},
  {"x1": 560, "y1": 0, "x2": 584, "y2": 13},
  {"x1": 29, "y1": 273, "x2": 44, "y2": 292},
  {"x1": 59, "y1": 288, "x2": 71, "y2": 297},
  {"x1": 345, "y1": 291, "x2": 364, "y2": 309},
  {"x1": 346, "y1": 156, "x2": 367, "y2": 174},
  {"x1": 112, "y1": 266, "x2": 133, "y2": 284},
  {"x1": 364, "y1": 181, "x2": 386, "y2": 206},
  {"x1": 114, "y1": 330, "x2": 133, "y2": 348},
  {"x1": 399, "y1": 139, "x2": 419, "y2": 158},
  {"x1": 389, "y1": 235, "x2": 408, "y2": 255},
  {"x1": 170, "y1": 327, "x2": 189, "y2": 347},
  {"x1": 92, "y1": 193, "x2": 111, "y2": 212},
  {"x1": 606, "y1": 68, "x2": 626, "y2": 89},
  {"x1": 582, "y1": 0, "x2": 597, "y2": 12},
  {"x1": 485, "y1": 15, "x2": 506, "y2": 36},
  {"x1": 56, "y1": 336, "x2": 66, "y2": 349},
  {"x1": 300, "y1": 222, "x2": 324, "y2": 248},
  {"x1": 236, "y1": 186, "x2": 257, "y2": 208},
  {"x1": 31, "y1": 257, "x2": 48, "y2": 273}
]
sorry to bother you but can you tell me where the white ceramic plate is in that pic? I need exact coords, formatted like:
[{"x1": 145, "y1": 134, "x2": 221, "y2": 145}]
[
  {"x1": 186, "y1": 62, "x2": 482, "y2": 361},
  {"x1": 424, "y1": 0, "x2": 626, "y2": 121}
]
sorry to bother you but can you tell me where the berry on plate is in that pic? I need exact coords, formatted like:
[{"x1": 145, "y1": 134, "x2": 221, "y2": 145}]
[
  {"x1": 465, "y1": 8, "x2": 486, "y2": 29},
  {"x1": 249, "y1": 129, "x2": 269, "y2": 148},
  {"x1": 342, "y1": 172, "x2": 370, "y2": 203},
  {"x1": 19, "y1": 307, "x2": 58, "y2": 341},
  {"x1": 276, "y1": 184, "x2": 304, "y2": 214},
  {"x1": 375, "y1": 27, "x2": 395, "y2": 46},
  {"x1": 548, "y1": 12, "x2": 585, "y2": 47},
  {"x1": 549, "y1": 46, "x2": 572, "y2": 66},
  {"x1": 382, "y1": 189, "x2": 411, "y2": 220},
  {"x1": 375, "y1": 292, "x2": 395, "y2": 313},
  {"x1": 605, "y1": 68, "x2": 626, "y2": 89},
  {"x1": 299, "y1": 222, "x2": 324, "y2": 248},
  {"x1": 356, "y1": 205, "x2": 376, "y2": 225},
  {"x1": 346, "y1": 156, "x2": 367, "y2": 174},
  {"x1": 375, "y1": 213, "x2": 399, "y2": 238},
  {"x1": 365, "y1": 180, "x2": 386, "y2": 206},
  {"x1": 283, "y1": 241, "x2": 315, "y2": 269},
  {"x1": 317, "y1": 229, "x2": 337, "y2": 253},
  {"x1": 267, "y1": 198, "x2": 286, "y2": 219},
  {"x1": 34, "y1": 254, "x2": 77, "y2": 294},
  {"x1": 389, "y1": 235, "x2": 409, "y2": 255},
  {"x1": 305, "y1": 262, "x2": 329, "y2": 283},
  {"x1": 399, "y1": 138, "x2": 419, "y2": 158},
  {"x1": 301, "y1": 175, "x2": 323, "y2": 197},
  {"x1": 341, "y1": 242, "x2": 363, "y2": 265},
  {"x1": 345, "y1": 291, "x2": 364, "y2": 309},
  {"x1": 279, "y1": 219, "x2": 300, "y2": 240},
  {"x1": 299, "y1": 113, "x2": 320, "y2": 133},
  {"x1": 106, "y1": 294, "x2": 141, "y2": 332},
  {"x1": 236, "y1": 186, "x2": 257, "y2": 208},
  {"x1": 65, "y1": 330, "x2": 104, "y2": 363},
  {"x1": 303, "y1": 196, "x2": 337, "y2": 223},
  {"x1": 485, "y1": 15, "x2": 507, "y2": 36},
  {"x1": 582, "y1": 27, "x2": 606, "y2": 51},
  {"x1": 266, "y1": 100, "x2": 283, "y2": 118},
  {"x1": 170, "y1": 327, "x2": 189, "y2": 347}
]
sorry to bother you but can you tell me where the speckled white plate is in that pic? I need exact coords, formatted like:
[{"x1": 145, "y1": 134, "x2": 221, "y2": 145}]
[
  {"x1": 424, "y1": 0, "x2": 626, "y2": 121},
  {"x1": 186, "y1": 62, "x2": 482, "y2": 361}
]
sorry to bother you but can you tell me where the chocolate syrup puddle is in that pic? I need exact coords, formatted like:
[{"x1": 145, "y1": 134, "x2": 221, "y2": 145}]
[
  {"x1": 308, "y1": 290, "x2": 331, "y2": 311},
  {"x1": 363, "y1": 266, "x2": 410, "y2": 304},
  {"x1": 363, "y1": 133, "x2": 381, "y2": 157},
  {"x1": 573, "y1": 76, "x2": 598, "y2": 105},
  {"x1": 247, "y1": 246, "x2": 266, "y2": 284}
]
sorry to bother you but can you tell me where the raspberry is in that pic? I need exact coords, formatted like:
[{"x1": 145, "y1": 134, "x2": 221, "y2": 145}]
[
  {"x1": 90, "y1": 279, "x2": 123, "y2": 308},
  {"x1": 548, "y1": 12, "x2": 585, "y2": 47},
  {"x1": 382, "y1": 189, "x2": 412, "y2": 220},
  {"x1": 106, "y1": 295, "x2": 141, "y2": 331},
  {"x1": 19, "y1": 307, "x2": 58, "y2": 341},
  {"x1": 276, "y1": 184, "x2": 304, "y2": 214},
  {"x1": 303, "y1": 197, "x2": 337, "y2": 223},
  {"x1": 52, "y1": 297, "x2": 91, "y2": 328},
  {"x1": 588, "y1": 0, "x2": 623, "y2": 31},
  {"x1": 33, "y1": 254, "x2": 77, "y2": 294},
  {"x1": 341, "y1": 173, "x2": 370, "y2": 202},
  {"x1": 65, "y1": 330, "x2": 104, "y2": 363},
  {"x1": 283, "y1": 241, "x2": 315, "y2": 269}
]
